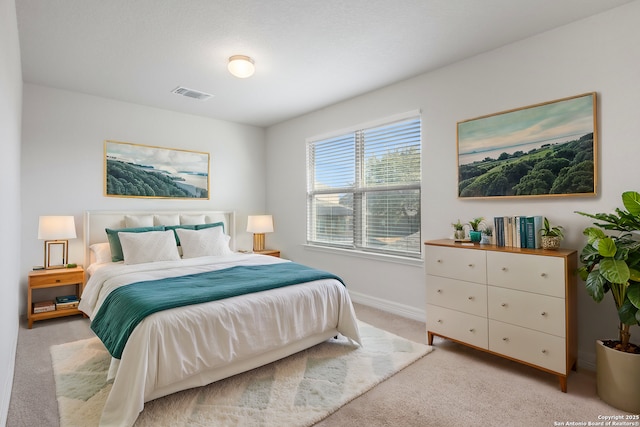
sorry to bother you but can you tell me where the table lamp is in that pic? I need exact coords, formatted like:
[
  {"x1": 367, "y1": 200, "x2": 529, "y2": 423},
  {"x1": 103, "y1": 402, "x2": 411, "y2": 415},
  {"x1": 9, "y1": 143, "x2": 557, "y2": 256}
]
[
  {"x1": 246, "y1": 215, "x2": 274, "y2": 252},
  {"x1": 38, "y1": 216, "x2": 77, "y2": 269}
]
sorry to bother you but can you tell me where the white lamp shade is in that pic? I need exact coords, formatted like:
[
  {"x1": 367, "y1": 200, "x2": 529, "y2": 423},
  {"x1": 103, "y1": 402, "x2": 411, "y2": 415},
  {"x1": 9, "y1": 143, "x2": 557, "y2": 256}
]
[
  {"x1": 228, "y1": 55, "x2": 255, "y2": 78},
  {"x1": 247, "y1": 215, "x2": 274, "y2": 233},
  {"x1": 38, "y1": 216, "x2": 77, "y2": 240}
]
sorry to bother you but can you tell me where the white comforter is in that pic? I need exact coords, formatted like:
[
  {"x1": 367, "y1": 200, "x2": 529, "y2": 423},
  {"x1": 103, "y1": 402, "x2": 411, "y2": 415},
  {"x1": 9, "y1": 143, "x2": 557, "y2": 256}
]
[{"x1": 79, "y1": 253, "x2": 361, "y2": 427}]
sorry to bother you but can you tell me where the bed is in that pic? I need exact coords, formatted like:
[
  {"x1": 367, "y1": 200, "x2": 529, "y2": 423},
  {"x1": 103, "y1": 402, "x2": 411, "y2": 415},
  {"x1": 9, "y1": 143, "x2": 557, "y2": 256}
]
[{"x1": 78, "y1": 210, "x2": 361, "y2": 427}]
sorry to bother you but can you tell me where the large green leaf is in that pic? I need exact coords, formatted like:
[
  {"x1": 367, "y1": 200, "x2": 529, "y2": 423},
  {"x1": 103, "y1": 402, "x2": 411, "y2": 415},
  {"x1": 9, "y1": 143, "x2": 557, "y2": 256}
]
[
  {"x1": 598, "y1": 238, "x2": 617, "y2": 257},
  {"x1": 618, "y1": 300, "x2": 640, "y2": 325},
  {"x1": 630, "y1": 268, "x2": 640, "y2": 283},
  {"x1": 585, "y1": 270, "x2": 606, "y2": 302},
  {"x1": 599, "y1": 258, "x2": 630, "y2": 284},
  {"x1": 582, "y1": 227, "x2": 606, "y2": 245},
  {"x1": 622, "y1": 191, "x2": 640, "y2": 215},
  {"x1": 628, "y1": 282, "x2": 640, "y2": 309}
]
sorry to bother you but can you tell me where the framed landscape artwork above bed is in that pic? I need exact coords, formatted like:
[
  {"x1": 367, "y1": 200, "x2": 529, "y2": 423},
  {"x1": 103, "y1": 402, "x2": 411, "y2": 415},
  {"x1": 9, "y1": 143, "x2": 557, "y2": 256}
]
[
  {"x1": 104, "y1": 140, "x2": 210, "y2": 199},
  {"x1": 457, "y1": 92, "x2": 597, "y2": 199}
]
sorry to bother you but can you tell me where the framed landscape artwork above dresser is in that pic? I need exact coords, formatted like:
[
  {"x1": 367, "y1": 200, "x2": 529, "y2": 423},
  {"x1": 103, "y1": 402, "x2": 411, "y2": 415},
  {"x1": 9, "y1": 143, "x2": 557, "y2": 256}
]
[{"x1": 457, "y1": 92, "x2": 597, "y2": 199}]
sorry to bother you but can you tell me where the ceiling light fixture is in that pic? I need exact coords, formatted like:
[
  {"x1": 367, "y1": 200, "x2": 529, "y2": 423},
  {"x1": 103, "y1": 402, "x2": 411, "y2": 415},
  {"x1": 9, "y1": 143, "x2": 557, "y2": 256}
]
[{"x1": 228, "y1": 55, "x2": 255, "y2": 78}]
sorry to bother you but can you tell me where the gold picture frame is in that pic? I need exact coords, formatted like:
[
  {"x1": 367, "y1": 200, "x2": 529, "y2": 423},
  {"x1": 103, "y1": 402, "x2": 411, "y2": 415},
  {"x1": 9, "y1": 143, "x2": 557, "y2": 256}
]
[
  {"x1": 457, "y1": 92, "x2": 597, "y2": 199},
  {"x1": 104, "y1": 140, "x2": 210, "y2": 199}
]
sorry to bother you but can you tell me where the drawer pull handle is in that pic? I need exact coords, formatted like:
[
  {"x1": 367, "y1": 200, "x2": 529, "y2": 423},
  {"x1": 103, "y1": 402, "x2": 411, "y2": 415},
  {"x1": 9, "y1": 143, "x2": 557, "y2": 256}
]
[
  {"x1": 501, "y1": 267, "x2": 508, "y2": 271},
  {"x1": 437, "y1": 259, "x2": 442, "y2": 263},
  {"x1": 541, "y1": 311, "x2": 547, "y2": 316},
  {"x1": 55, "y1": 279, "x2": 61, "y2": 283},
  {"x1": 540, "y1": 273, "x2": 547, "y2": 277},
  {"x1": 469, "y1": 328, "x2": 475, "y2": 333},
  {"x1": 541, "y1": 349, "x2": 548, "y2": 354},
  {"x1": 437, "y1": 319, "x2": 443, "y2": 324},
  {"x1": 468, "y1": 296, "x2": 474, "y2": 300},
  {"x1": 468, "y1": 263, "x2": 474, "y2": 268},
  {"x1": 502, "y1": 337, "x2": 509, "y2": 342},
  {"x1": 437, "y1": 289, "x2": 442, "y2": 293},
  {"x1": 501, "y1": 303, "x2": 507, "y2": 307}
]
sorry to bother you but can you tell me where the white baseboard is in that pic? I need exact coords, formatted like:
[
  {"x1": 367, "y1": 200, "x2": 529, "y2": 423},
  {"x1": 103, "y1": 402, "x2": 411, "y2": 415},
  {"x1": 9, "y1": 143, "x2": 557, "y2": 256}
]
[{"x1": 349, "y1": 290, "x2": 425, "y2": 322}]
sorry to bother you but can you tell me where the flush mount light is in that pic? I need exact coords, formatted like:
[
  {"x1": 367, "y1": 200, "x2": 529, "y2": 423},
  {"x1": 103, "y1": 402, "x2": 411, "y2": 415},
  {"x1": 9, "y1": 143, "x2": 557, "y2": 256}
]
[{"x1": 228, "y1": 55, "x2": 255, "y2": 78}]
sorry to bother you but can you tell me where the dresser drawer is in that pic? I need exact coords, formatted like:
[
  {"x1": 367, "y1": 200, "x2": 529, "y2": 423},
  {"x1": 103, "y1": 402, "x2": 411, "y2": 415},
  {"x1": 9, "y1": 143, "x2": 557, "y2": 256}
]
[
  {"x1": 489, "y1": 320, "x2": 566, "y2": 373},
  {"x1": 488, "y1": 286, "x2": 565, "y2": 337},
  {"x1": 427, "y1": 304, "x2": 488, "y2": 349},
  {"x1": 426, "y1": 245, "x2": 486, "y2": 284},
  {"x1": 29, "y1": 270, "x2": 84, "y2": 288},
  {"x1": 486, "y1": 251, "x2": 565, "y2": 297},
  {"x1": 427, "y1": 275, "x2": 487, "y2": 317}
]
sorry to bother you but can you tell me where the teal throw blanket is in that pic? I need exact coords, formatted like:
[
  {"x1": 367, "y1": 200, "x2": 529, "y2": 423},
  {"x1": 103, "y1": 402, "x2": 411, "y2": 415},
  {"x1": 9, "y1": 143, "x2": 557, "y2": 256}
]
[{"x1": 91, "y1": 262, "x2": 344, "y2": 359}]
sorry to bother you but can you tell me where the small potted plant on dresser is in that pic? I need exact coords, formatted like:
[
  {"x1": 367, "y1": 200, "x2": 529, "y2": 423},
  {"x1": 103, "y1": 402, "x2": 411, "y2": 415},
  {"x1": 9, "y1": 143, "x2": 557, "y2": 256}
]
[
  {"x1": 467, "y1": 217, "x2": 484, "y2": 243},
  {"x1": 576, "y1": 190, "x2": 640, "y2": 413},
  {"x1": 452, "y1": 219, "x2": 465, "y2": 240},
  {"x1": 540, "y1": 217, "x2": 564, "y2": 250}
]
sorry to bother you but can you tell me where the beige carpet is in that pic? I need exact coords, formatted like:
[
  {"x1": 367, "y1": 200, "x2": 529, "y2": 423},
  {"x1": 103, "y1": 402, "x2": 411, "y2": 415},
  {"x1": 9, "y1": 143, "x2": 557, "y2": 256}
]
[{"x1": 50, "y1": 321, "x2": 433, "y2": 427}]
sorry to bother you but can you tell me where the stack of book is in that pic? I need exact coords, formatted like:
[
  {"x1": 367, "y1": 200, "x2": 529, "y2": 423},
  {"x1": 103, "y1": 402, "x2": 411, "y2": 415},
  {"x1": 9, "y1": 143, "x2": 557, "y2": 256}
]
[
  {"x1": 55, "y1": 295, "x2": 79, "y2": 310},
  {"x1": 33, "y1": 300, "x2": 55, "y2": 314},
  {"x1": 493, "y1": 215, "x2": 543, "y2": 249}
]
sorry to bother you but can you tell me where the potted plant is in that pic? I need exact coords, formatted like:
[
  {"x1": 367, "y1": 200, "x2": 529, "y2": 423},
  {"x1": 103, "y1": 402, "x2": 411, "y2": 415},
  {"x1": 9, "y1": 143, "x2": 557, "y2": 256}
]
[
  {"x1": 452, "y1": 219, "x2": 465, "y2": 240},
  {"x1": 481, "y1": 225, "x2": 493, "y2": 245},
  {"x1": 467, "y1": 217, "x2": 484, "y2": 243},
  {"x1": 539, "y1": 217, "x2": 564, "y2": 250},
  {"x1": 576, "y1": 190, "x2": 640, "y2": 413}
]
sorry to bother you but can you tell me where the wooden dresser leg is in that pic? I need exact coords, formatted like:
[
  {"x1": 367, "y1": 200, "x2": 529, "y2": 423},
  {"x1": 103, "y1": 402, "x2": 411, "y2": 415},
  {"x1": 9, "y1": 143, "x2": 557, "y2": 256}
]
[
  {"x1": 427, "y1": 331, "x2": 434, "y2": 345},
  {"x1": 559, "y1": 375, "x2": 567, "y2": 393}
]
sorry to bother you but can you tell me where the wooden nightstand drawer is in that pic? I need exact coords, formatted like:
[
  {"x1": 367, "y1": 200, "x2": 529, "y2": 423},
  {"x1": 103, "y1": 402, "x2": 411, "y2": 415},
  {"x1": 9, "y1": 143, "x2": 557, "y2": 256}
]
[
  {"x1": 29, "y1": 269, "x2": 84, "y2": 288},
  {"x1": 254, "y1": 249, "x2": 280, "y2": 258}
]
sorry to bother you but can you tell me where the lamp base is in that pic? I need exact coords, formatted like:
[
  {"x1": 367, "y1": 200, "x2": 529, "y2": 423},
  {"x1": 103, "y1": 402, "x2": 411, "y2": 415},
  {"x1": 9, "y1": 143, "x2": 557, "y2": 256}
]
[
  {"x1": 44, "y1": 240, "x2": 69, "y2": 269},
  {"x1": 253, "y1": 233, "x2": 266, "y2": 252}
]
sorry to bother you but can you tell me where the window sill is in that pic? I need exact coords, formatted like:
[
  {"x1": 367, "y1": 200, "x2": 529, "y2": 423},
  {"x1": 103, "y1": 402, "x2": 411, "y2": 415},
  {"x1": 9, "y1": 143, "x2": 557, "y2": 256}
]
[{"x1": 303, "y1": 244, "x2": 424, "y2": 267}]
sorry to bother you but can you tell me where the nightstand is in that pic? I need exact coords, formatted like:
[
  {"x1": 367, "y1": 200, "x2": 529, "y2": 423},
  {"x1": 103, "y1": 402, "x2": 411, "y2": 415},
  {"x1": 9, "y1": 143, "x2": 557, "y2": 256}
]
[
  {"x1": 254, "y1": 249, "x2": 280, "y2": 258},
  {"x1": 27, "y1": 267, "x2": 85, "y2": 328}
]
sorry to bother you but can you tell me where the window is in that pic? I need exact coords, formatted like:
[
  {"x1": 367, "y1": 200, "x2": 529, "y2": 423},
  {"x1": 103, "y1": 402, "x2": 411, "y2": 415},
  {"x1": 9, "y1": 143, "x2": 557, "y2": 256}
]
[{"x1": 306, "y1": 114, "x2": 421, "y2": 258}]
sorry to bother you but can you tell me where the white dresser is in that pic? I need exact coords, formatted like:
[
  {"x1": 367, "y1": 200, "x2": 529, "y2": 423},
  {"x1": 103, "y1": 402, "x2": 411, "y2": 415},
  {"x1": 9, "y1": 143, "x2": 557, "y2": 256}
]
[{"x1": 424, "y1": 239, "x2": 577, "y2": 392}]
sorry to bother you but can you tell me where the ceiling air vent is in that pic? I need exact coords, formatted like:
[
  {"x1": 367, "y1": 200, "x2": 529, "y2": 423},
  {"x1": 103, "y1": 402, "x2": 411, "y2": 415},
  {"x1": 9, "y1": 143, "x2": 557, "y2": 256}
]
[{"x1": 171, "y1": 86, "x2": 213, "y2": 101}]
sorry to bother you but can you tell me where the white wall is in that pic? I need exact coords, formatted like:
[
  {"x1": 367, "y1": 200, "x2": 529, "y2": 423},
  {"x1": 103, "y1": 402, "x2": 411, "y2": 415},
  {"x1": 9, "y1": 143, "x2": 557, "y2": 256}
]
[
  {"x1": 265, "y1": 1, "x2": 640, "y2": 368},
  {"x1": 0, "y1": 0, "x2": 22, "y2": 423},
  {"x1": 20, "y1": 84, "x2": 267, "y2": 312}
]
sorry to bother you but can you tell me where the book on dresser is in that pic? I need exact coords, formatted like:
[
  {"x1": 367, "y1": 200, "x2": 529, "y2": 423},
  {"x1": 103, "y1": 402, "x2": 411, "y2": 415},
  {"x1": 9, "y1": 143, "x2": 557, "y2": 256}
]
[{"x1": 493, "y1": 215, "x2": 542, "y2": 248}]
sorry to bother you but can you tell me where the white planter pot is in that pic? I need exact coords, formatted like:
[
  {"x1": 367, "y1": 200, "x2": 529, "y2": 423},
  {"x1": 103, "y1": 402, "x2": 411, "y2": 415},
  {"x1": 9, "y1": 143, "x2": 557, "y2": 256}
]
[{"x1": 596, "y1": 339, "x2": 640, "y2": 413}]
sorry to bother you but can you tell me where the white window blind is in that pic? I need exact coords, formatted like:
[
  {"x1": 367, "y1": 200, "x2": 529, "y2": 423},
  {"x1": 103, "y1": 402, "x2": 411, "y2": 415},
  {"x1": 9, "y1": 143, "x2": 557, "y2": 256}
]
[{"x1": 306, "y1": 115, "x2": 421, "y2": 258}]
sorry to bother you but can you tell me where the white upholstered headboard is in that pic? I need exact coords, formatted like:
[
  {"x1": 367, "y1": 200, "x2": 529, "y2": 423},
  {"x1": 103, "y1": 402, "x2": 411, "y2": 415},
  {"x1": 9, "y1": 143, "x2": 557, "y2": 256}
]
[{"x1": 84, "y1": 210, "x2": 236, "y2": 267}]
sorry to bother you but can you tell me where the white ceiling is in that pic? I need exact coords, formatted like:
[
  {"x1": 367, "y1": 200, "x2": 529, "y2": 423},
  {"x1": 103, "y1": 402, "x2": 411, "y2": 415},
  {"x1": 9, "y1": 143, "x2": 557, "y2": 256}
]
[{"x1": 16, "y1": 0, "x2": 633, "y2": 128}]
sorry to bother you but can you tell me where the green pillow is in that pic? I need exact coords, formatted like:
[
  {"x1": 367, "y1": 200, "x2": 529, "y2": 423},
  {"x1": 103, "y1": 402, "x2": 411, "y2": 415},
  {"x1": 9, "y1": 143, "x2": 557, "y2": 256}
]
[
  {"x1": 105, "y1": 226, "x2": 165, "y2": 262},
  {"x1": 195, "y1": 222, "x2": 225, "y2": 232}
]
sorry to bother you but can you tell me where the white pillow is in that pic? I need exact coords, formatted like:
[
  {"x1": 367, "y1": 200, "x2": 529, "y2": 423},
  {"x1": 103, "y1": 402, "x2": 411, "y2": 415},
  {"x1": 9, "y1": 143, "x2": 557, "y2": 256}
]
[
  {"x1": 175, "y1": 227, "x2": 233, "y2": 259},
  {"x1": 124, "y1": 215, "x2": 154, "y2": 227},
  {"x1": 119, "y1": 230, "x2": 180, "y2": 265},
  {"x1": 180, "y1": 214, "x2": 206, "y2": 225},
  {"x1": 154, "y1": 214, "x2": 180, "y2": 226},
  {"x1": 90, "y1": 242, "x2": 112, "y2": 264}
]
